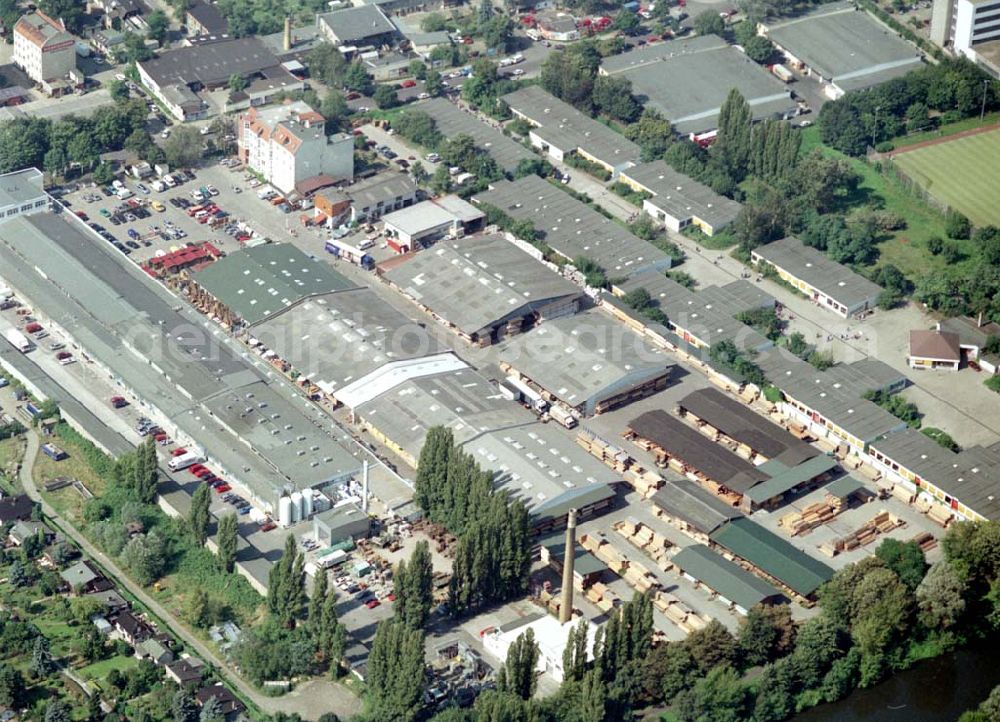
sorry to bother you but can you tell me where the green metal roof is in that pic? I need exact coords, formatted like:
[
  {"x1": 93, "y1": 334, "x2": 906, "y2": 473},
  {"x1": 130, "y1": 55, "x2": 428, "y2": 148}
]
[
  {"x1": 530, "y1": 483, "x2": 615, "y2": 527},
  {"x1": 744, "y1": 454, "x2": 839, "y2": 504},
  {"x1": 710, "y1": 517, "x2": 834, "y2": 597},
  {"x1": 673, "y1": 544, "x2": 782, "y2": 611},
  {"x1": 823, "y1": 475, "x2": 866, "y2": 500},
  {"x1": 193, "y1": 243, "x2": 355, "y2": 325}
]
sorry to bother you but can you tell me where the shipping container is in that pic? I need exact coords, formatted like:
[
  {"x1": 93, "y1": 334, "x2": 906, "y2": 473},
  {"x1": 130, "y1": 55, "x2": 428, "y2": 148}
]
[
  {"x1": 168, "y1": 451, "x2": 205, "y2": 471},
  {"x1": 324, "y1": 240, "x2": 374, "y2": 269},
  {"x1": 41, "y1": 443, "x2": 68, "y2": 461}
]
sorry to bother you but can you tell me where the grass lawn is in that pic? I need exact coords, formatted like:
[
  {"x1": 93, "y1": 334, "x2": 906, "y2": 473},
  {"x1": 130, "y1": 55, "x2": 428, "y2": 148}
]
[
  {"x1": 0, "y1": 435, "x2": 26, "y2": 493},
  {"x1": 78, "y1": 655, "x2": 138, "y2": 681},
  {"x1": 799, "y1": 127, "x2": 977, "y2": 284},
  {"x1": 892, "y1": 127, "x2": 1000, "y2": 227},
  {"x1": 33, "y1": 434, "x2": 110, "y2": 524}
]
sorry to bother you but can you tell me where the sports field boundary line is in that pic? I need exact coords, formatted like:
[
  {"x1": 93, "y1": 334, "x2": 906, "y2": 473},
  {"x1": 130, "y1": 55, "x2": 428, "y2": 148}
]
[{"x1": 887, "y1": 121, "x2": 1000, "y2": 157}]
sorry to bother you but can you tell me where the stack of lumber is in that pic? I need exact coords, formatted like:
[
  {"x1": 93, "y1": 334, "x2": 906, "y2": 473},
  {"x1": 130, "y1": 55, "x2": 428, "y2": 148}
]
[
  {"x1": 833, "y1": 509, "x2": 904, "y2": 551},
  {"x1": 578, "y1": 430, "x2": 665, "y2": 496},
  {"x1": 927, "y1": 504, "x2": 954, "y2": 528},
  {"x1": 779, "y1": 500, "x2": 838, "y2": 536},
  {"x1": 581, "y1": 533, "x2": 629, "y2": 575},
  {"x1": 911, "y1": 531, "x2": 937, "y2": 552},
  {"x1": 584, "y1": 581, "x2": 619, "y2": 613},
  {"x1": 612, "y1": 518, "x2": 673, "y2": 565},
  {"x1": 893, "y1": 484, "x2": 917, "y2": 505}
]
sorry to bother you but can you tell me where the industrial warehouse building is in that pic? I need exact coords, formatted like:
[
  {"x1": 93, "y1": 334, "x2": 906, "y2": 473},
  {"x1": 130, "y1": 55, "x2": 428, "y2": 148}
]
[
  {"x1": 312, "y1": 502, "x2": 371, "y2": 547},
  {"x1": 473, "y1": 175, "x2": 675, "y2": 279},
  {"x1": 315, "y1": 5, "x2": 397, "y2": 47},
  {"x1": 350, "y1": 364, "x2": 618, "y2": 529},
  {"x1": 188, "y1": 243, "x2": 356, "y2": 326},
  {"x1": 380, "y1": 195, "x2": 485, "y2": 248},
  {"x1": 382, "y1": 234, "x2": 584, "y2": 345},
  {"x1": 751, "y1": 237, "x2": 884, "y2": 318},
  {"x1": 709, "y1": 517, "x2": 835, "y2": 600},
  {"x1": 499, "y1": 310, "x2": 674, "y2": 416},
  {"x1": 502, "y1": 86, "x2": 641, "y2": 176},
  {"x1": 414, "y1": 98, "x2": 537, "y2": 174},
  {"x1": 613, "y1": 270, "x2": 776, "y2": 354},
  {"x1": 756, "y1": 348, "x2": 909, "y2": 455},
  {"x1": 868, "y1": 427, "x2": 1000, "y2": 522},
  {"x1": 618, "y1": 161, "x2": 742, "y2": 237},
  {"x1": 626, "y1": 409, "x2": 839, "y2": 512},
  {"x1": 598, "y1": 35, "x2": 797, "y2": 135},
  {"x1": 652, "y1": 480, "x2": 744, "y2": 542},
  {"x1": 0, "y1": 212, "x2": 362, "y2": 514},
  {"x1": 248, "y1": 285, "x2": 443, "y2": 405},
  {"x1": 0, "y1": 168, "x2": 48, "y2": 220},
  {"x1": 761, "y1": 2, "x2": 924, "y2": 99},
  {"x1": 672, "y1": 544, "x2": 784, "y2": 614}
]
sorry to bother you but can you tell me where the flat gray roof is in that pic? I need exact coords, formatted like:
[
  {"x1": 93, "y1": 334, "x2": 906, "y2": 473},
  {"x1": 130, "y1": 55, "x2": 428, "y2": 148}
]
[
  {"x1": 753, "y1": 237, "x2": 883, "y2": 311},
  {"x1": 617, "y1": 270, "x2": 774, "y2": 353},
  {"x1": 755, "y1": 348, "x2": 907, "y2": 443},
  {"x1": 652, "y1": 479, "x2": 744, "y2": 535},
  {"x1": 354, "y1": 366, "x2": 618, "y2": 514},
  {"x1": 600, "y1": 35, "x2": 795, "y2": 134},
  {"x1": 502, "y1": 86, "x2": 640, "y2": 169},
  {"x1": 139, "y1": 37, "x2": 284, "y2": 88},
  {"x1": 763, "y1": 3, "x2": 923, "y2": 92},
  {"x1": 413, "y1": 98, "x2": 536, "y2": 173},
  {"x1": 249, "y1": 287, "x2": 440, "y2": 398},
  {"x1": 0, "y1": 213, "x2": 361, "y2": 508},
  {"x1": 498, "y1": 309, "x2": 672, "y2": 411},
  {"x1": 620, "y1": 161, "x2": 741, "y2": 230},
  {"x1": 193, "y1": 244, "x2": 356, "y2": 325},
  {"x1": 870, "y1": 428, "x2": 1000, "y2": 520},
  {"x1": 346, "y1": 173, "x2": 418, "y2": 210},
  {"x1": 381, "y1": 195, "x2": 483, "y2": 237},
  {"x1": 0, "y1": 168, "x2": 45, "y2": 209},
  {"x1": 472, "y1": 175, "x2": 673, "y2": 277},
  {"x1": 316, "y1": 5, "x2": 396, "y2": 44},
  {"x1": 383, "y1": 234, "x2": 582, "y2": 337}
]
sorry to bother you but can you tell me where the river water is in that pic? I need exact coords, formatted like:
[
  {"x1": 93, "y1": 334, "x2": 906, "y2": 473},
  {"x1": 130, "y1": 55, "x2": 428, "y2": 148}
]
[{"x1": 792, "y1": 648, "x2": 1000, "y2": 722}]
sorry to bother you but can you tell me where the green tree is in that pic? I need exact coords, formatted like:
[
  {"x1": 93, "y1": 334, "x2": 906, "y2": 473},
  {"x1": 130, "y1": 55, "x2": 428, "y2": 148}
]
[
  {"x1": 736, "y1": 604, "x2": 795, "y2": 668},
  {"x1": 146, "y1": 10, "x2": 169, "y2": 45},
  {"x1": 122, "y1": 530, "x2": 167, "y2": 586},
  {"x1": 171, "y1": 690, "x2": 198, "y2": 722},
  {"x1": 422, "y1": 12, "x2": 448, "y2": 31},
  {"x1": 694, "y1": 10, "x2": 726, "y2": 35},
  {"x1": 0, "y1": 663, "x2": 24, "y2": 709},
  {"x1": 308, "y1": 43, "x2": 348, "y2": 87},
  {"x1": 425, "y1": 69, "x2": 444, "y2": 97},
  {"x1": 713, "y1": 89, "x2": 753, "y2": 181},
  {"x1": 481, "y1": 15, "x2": 515, "y2": 53},
  {"x1": 108, "y1": 79, "x2": 130, "y2": 103},
  {"x1": 946, "y1": 210, "x2": 972, "y2": 239},
  {"x1": 612, "y1": 9, "x2": 641, "y2": 33},
  {"x1": 309, "y1": 568, "x2": 329, "y2": 629},
  {"x1": 199, "y1": 697, "x2": 224, "y2": 722},
  {"x1": 316, "y1": 586, "x2": 347, "y2": 674},
  {"x1": 592, "y1": 75, "x2": 641, "y2": 123},
  {"x1": 430, "y1": 165, "x2": 452, "y2": 194},
  {"x1": 674, "y1": 665, "x2": 751, "y2": 722},
  {"x1": 344, "y1": 63, "x2": 374, "y2": 95},
  {"x1": 189, "y1": 483, "x2": 211, "y2": 546},
  {"x1": 320, "y1": 91, "x2": 349, "y2": 131},
  {"x1": 743, "y1": 35, "x2": 774, "y2": 63},
  {"x1": 624, "y1": 108, "x2": 673, "y2": 161},
  {"x1": 30, "y1": 636, "x2": 56, "y2": 678},
  {"x1": 497, "y1": 628, "x2": 539, "y2": 700},
  {"x1": 367, "y1": 620, "x2": 427, "y2": 722},
  {"x1": 162, "y1": 125, "x2": 202, "y2": 170},
  {"x1": 686, "y1": 619, "x2": 737, "y2": 674},
  {"x1": 216, "y1": 512, "x2": 238, "y2": 573},
  {"x1": 916, "y1": 560, "x2": 966, "y2": 630},
  {"x1": 93, "y1": 162, "x2": 116, "y2": 185},
  {"x1": 562, "y1": 617, "x2": 591, "y2": 683},
  {"x1": 374, "y1": 84, "x2": 400, "y2": 109},
  {"x1": 875, "y1": 538, "x2": 927, "y2": 592},
  {"x1": 44, "y1": 700, "x2": 70, "y2": 722},
  {"x1": 394, "y1": 541, "x2": 434, "y2": 630},
  {"x1": 478, "y1": 0, "x2": 494, "y2": 26},
  {"x1": 268, "y1": 534, "x2": 305, "y2": 628}
]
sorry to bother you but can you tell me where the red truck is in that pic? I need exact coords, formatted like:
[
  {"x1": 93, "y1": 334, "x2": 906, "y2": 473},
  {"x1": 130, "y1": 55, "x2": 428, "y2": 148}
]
[
  {"x1": 24, "y1": 322, "x2": 43, "y2": 334},
  {"x1": 110, "y1": 396, "x2": 128, "y2": 409}
]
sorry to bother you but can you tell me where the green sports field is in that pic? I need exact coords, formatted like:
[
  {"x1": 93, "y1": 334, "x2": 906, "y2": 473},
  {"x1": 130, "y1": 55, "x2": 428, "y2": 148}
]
[{"x1": 892, "y1": 127, "x2": 1000, "y2": 227}]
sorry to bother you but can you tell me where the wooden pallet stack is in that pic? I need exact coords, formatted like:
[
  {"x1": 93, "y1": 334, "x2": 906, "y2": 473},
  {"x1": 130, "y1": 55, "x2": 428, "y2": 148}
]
[
  {"x1": 911, "y1": 531, "x2": 937, "y2": 552},
  {"x1": 779, "y1": 500, "x2": 838, "y2": 536},
  {"x1": 833, "y1": 509, "x2": 905, "y2": 552},
  {"x1": 576, "y1": 430, "x2": 664, "y2": 496}
]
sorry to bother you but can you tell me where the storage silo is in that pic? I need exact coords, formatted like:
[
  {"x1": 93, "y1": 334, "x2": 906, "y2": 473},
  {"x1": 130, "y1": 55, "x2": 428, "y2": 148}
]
[
  {"x1": 278, "y1": 495, "x2": 293, "y2": 527},
  {"x1": 303, "y1": 489, "x2": 314, "y2": 518},
  {"x1": 290, "y1": 491, "x2": 303, "y2": 524}
]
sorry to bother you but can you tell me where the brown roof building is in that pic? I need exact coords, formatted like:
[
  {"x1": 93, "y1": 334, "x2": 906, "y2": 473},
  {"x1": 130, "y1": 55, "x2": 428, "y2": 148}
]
[{"x1": 908, "y1": 329, "x2": 961, "y2": 371}]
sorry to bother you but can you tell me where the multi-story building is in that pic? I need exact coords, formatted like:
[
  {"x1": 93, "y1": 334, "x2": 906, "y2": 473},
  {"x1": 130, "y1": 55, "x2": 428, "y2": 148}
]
[
  {"x1": 932, "y1": 0, "x2": 1000, "y2": 76},
  {"x1": 13, "y1": 11, "x2": 76, "y2": 87},
  {"x1": 239, "y1": 101, "x2": 353, "y2": 195}
]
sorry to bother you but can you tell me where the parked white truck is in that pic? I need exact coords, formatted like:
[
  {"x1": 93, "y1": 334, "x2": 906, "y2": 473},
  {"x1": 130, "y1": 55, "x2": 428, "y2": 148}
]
[{"x1": 4, "y1": 328, "x2": 32, "y2": 353}]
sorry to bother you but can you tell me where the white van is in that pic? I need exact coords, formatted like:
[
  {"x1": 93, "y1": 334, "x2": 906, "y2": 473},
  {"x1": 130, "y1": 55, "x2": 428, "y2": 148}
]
[{"x1": 116, "y1": 187, "x2": 134, "y2": 200}]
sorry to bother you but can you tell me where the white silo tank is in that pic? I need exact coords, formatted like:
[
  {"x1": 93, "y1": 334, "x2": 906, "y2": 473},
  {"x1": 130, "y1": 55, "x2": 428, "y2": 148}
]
[
  {"x1": 303, "y1": 489, "x2": 314, "y2": 518},
  {"x1": 290, "y1": 491, "x2": 303, "y2": 523},
  {"x1": 278, "y1": 496, "x2": 293, "y2": 527}
]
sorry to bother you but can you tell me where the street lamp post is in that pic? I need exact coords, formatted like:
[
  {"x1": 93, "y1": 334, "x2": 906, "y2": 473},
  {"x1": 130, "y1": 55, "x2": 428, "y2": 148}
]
[
  {"x1": 981, "y1": 79, "x2": 990, "y2": 122},
  {"x1": 872, "y1": 106, "x2": 880, "y2": 149}
]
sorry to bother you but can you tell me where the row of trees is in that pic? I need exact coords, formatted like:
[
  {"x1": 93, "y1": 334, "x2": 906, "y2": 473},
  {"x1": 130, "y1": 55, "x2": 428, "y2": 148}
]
[
  {"x1": 539, "y1": 41, "x2": 642, "y2": 123},
  {"x1": 415, "y1": 427, "x2": 533, "y2": 616},
  {"x1": 819, "y1": 57, "x2": 999, "y2": 156}
]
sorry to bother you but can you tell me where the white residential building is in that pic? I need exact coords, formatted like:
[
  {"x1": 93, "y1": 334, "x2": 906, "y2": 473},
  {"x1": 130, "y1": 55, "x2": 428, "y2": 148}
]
[
  {"x1": 13, "y1": 11, "x2": 76, "y2": 86},
  {"x1": 932, "y1": 0, "x2": 1000, "y2": 75},
  {"x1": 238, "y1": 101, "x2": 353, "y2": 196}
]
